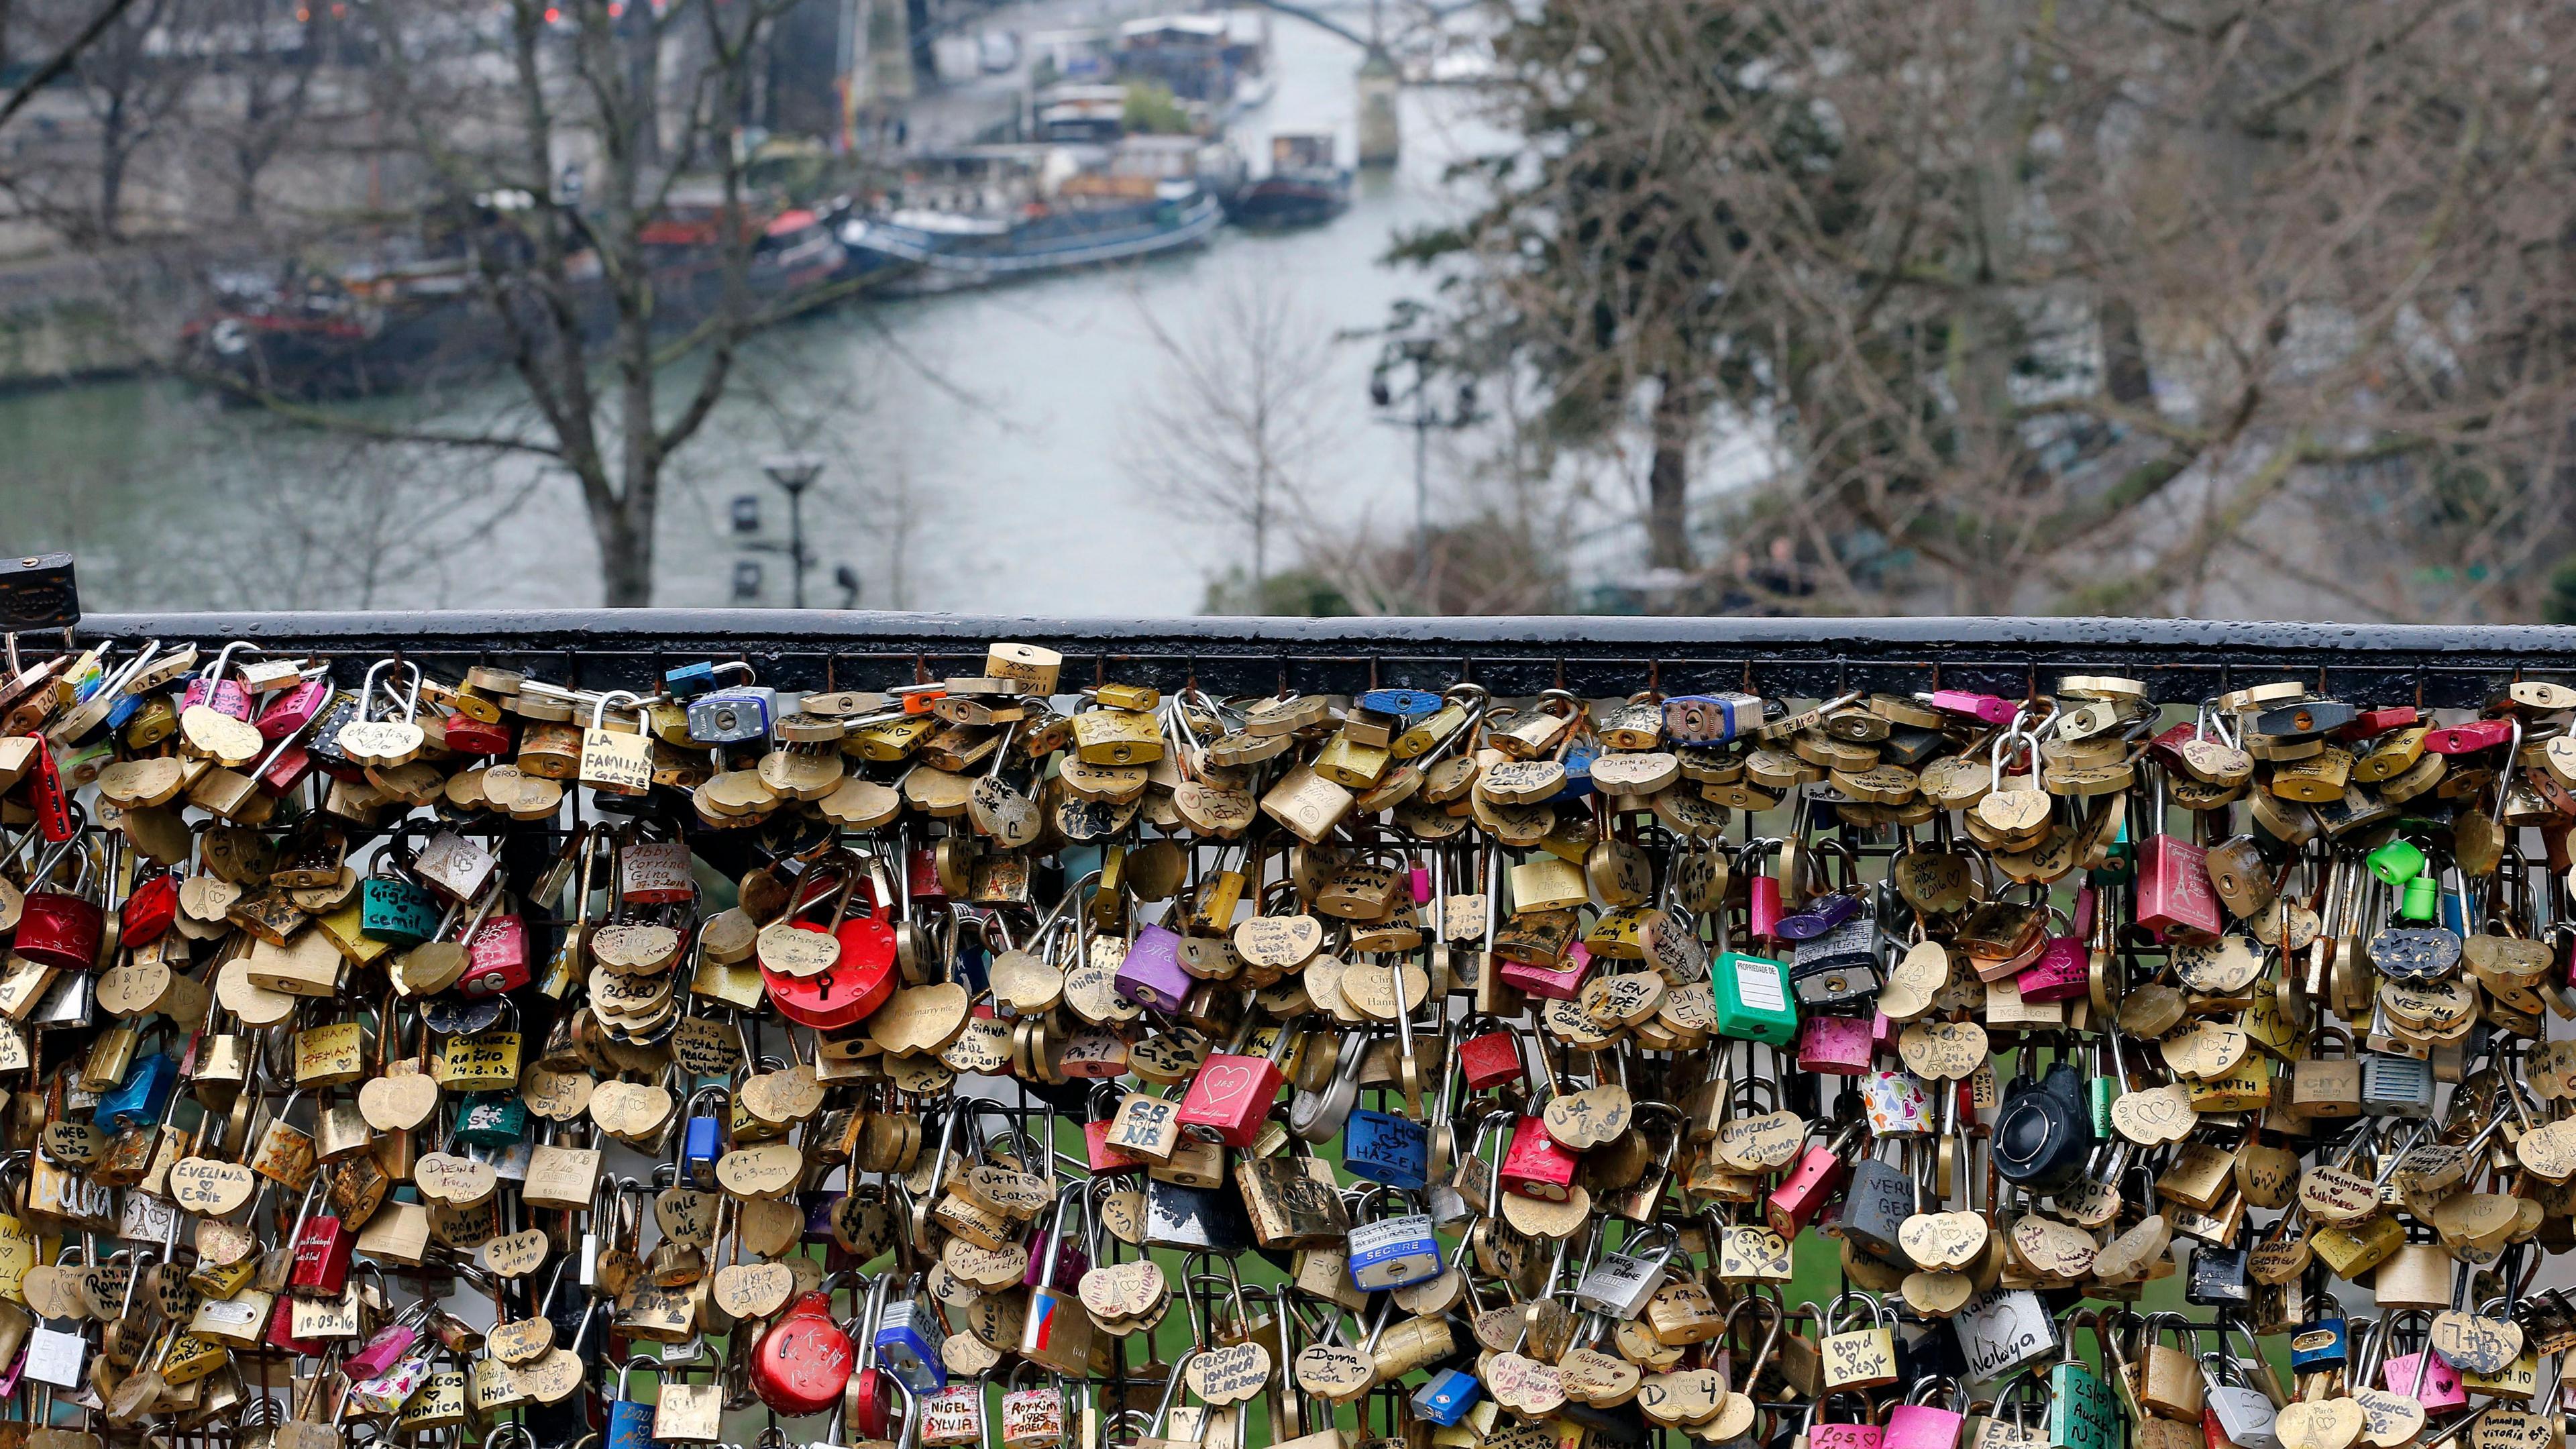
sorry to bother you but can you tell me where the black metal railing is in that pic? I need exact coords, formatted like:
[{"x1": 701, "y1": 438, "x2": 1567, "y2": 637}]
[{"x1": 62, "y1": 610, "x2": 2576, "y2": 705}]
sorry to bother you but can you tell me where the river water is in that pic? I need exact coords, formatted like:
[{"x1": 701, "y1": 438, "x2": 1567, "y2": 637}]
[{"x1": 1, "y1": 7, "x2": 1511, "y2": 617}]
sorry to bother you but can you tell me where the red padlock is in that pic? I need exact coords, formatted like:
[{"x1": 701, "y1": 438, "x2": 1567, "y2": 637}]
[
  {"x1": 439, "y1": 710, "x2": 513, "y2": 757},
  {"x1": 1173, "y1": 1022, "x2": 1298, "y2": 1146},
  {"x1": 766, "y1": 859, "x2": 896, "y2": 1030},
  {"x1": 121, "y1": 871, "x2": 179, "y2": 949},
  {"x1": 1082, "y1": 1085, "x2": 1147, "y2": 1173},
  {"x1": 1766, "y1": 1122, "x2": 1863, "y2": 1238},
  {"x1": 264, "y1": 1291, "x2": 325, "y2": 1356},
  {"x1": 25, "y1": 738, "x2": 70, "y2": 843},
  {"x1": 16, "y1": 830, "x2": 105, "y2": 971},
  {"x1": 1499, "y1": 1113, "x2": 1578, "y2": 1201},
  {"x1": 2423, "y1": 718, "x2": 2514, "y2": 755},
  {"x1": 458, "y1": 910, "x2": 529, "y2": 997},
  {"x1": 290, "y1": 1206, "x2": 354, "y2": 1298},
  {"x1": 1456, "y1": 1016, "x2": 1527, "y2": 1091},
  {"x1": 751, "y1": 1290, "x2": 857, "y2": 1415},
  {"x1": 259, "y1": 743, "x2": 317, "y2": 798}
]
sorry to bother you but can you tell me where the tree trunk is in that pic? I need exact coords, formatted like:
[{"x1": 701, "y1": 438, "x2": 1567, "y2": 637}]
[
  {"x1": 1648, "y1": 373, "x2": 1694, "y2": 571},
  {"x1": 596, "y1": 503, "x2": 654, "y2": 606},
  {"x1": 2100, "y1": 297, "x2": 2154, "y2": 407}
]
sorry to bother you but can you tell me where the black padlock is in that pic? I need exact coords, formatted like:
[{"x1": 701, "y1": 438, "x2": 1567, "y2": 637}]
[
  {"x1": 2186, "y1": 1242, "x2": 2253, "y2": 1305},
  {"x1": 1902, "y1": 1320, "x2": 1970, "y2": 1383},
  {"x1": 1992, "y1": 1057, "x2": 2094, "y2": 1193}
]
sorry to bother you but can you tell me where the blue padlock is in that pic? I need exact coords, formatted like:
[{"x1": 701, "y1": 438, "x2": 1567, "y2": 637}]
[
  {"x1": 875, "y1": 1291, "x2": 947, "y2": 1392},
  {"x1": 606, "y1": 1356, "x2": 659, "y2": 1449},
  {"x1": 99, "y1": 1051, "x2": 177, "y2": 1134},
  {"x1": 1549, "y1": 742, "x2": 1599, "y2": 802},
  {"x1": 1347, "y1": 1208, "x2": 1443, "y2": 1291},
  {"x1": 686, "y1": 662, "x2": 775, "y2": 745},
  {"x1": 681, "y1": 1086, "x2": 729, "y2": 1189},
  {"x1": 663, "y1": 661, "x2": 720, "y2": 699},
  {"x1": 1342, "y1": 1110, "x2": 1430, "y2": 1190},
  {"x1": 453, "y1": 1092, "x2": 527, "y2": 1148},
  {"x1": 1411, "y1": 1368, "x2": 1482, "y2": 1426},
  {"x1": 2290, "y1": 1297, "x2": 2348, "y2": 1373},
  {"x1": 1358, "y1": 688, "x2": 1442, "y2": 720}
]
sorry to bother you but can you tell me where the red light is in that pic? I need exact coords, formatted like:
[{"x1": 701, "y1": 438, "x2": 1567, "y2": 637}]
[
  {"x1": 543, "y1": 5, "x2": 559, "y2": 19},
  {"x1": 294, "y1": 5, "x2": 308, "y2": 16}
]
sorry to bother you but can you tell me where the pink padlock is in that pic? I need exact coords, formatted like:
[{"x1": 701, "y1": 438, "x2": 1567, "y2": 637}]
[
  {"x1": 345, "y1": 1318, "x2": 423, "y2": 1380},
  {"x1": 2385, "y1": 1350, "x2": 2466, "y2": 1411},
  {"x1": 1808, "y1": 1393, "x2": 1885, "y2": 1449},
  {"x1": 2015, "y1": 925, "x2": 2090, "y2": 1003},
  {"x1": 1884, "y1": 1381, "x2": 1968, "y2": 1449},
  {"x1": 255, "y1": 677, "x2": 332, "y2": 741},
  {"x1": 1928, "y1": 689, "x2": 2016, "y2": 724},
  {"x1": 1409, "y1": 864, "x2": 1433, "y2": 906},
  {"x1": 2137, "y1": 832, "x2": 2220, "y2": 939},
  {"x1": 1497, "y1": 938, "x2": 1591, "y2": 1001},
  {"x1": 1796, "y1": 1014, "x2": 1876, "y2": 1076},
  {"x1": 1748, "y1": 875, "x2": 1782, "y2": 941}
]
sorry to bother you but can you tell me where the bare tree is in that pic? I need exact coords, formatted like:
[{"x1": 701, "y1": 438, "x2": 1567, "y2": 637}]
[
  {"x1": 205, "y1": 0, "x2": 825, "y2": 606},
  {"x1": 1414, "y1": 0, "x2": 2576, "y2": 620},
  {"x1": 1124, "y1": 266, "x2": 1340, "y2": 608},
  {"x1": 6, "y1": 0, "x2": 207, "y2": 243},
  {"x1": 201, "y1": 0, "x2": 321, "y2": 222}
]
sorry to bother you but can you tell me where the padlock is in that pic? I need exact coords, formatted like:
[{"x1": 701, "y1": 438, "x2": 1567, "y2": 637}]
[
  {"x1": 1411, "y1": 1367, "x2": 1483, "y2": 1426},
  {"x1": 1768, "y1": 1120, "x2": 1864, "y2": 1237},
  {"x1": 15, "y1": 828, "x2": 105, "y2": 972},
  {"x1": 1572, "y1": 1222, "x2": 1681, "y2": 1318},
  {"x1": 1115, "y1": 919, "x2": 1193, "y2": 1014},
  {"x1": 2288, "y1": 1293, "x2": 2348, "y2": 1373},
  {"x1": 687, "y1": 664, "x2": 777, "y2": 745},
  {"x1": 1498, "y1": 1108, "x2": 1579, "y2": 1201},
  {"x1": 1819, "y1": 1289, "x2": 1898, "y2": 1391},
  {"x1": 2292, "y1": 1026, "x2": 2364, "y2": 1118},
  {"x1": 1342, "y1": 1108, "x2": 1430, "y2": 1189},
  {"x1": 1805, "y1": 1393, "x2": 1886, "y2": 1449},
  {"x1": 1991, "y1": 1055, "x2": 2094, "y2": 1194},
  {"x1": 1174, "y1": 1018, "x2": 1299, "y2": 1146},
  {"x1": 1020, "y1": 1184, "x2": 1094, "y2": 1376},
  {"x1": 2357, "y1": 1050, "x2": 2433, "y2": 1117},
  {"x1": 2137, "y1": 1314, "x2": 2205, "y2": 1420},
  {"x1": 1886, "y1": 1377, "x2": 1970, "y2": 1449},
  {"x1": 2200, "y1": 1352, "x2": 2280, "y2": 1449},
  {"x1": 1345, "y1": 1191, "x2": 1443, "y2": 1291},
  {"x1": 1454, "y1": 1014, "x2": 1527, "y2": 1091}
]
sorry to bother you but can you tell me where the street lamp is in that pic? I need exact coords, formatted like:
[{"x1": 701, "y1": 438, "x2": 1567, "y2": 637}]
[
  {"x1": 1370, "y1": 337, "x2": 1480, "y2": 605},
  {"x1": 751, "y1": 453, "x2": 826, "y2": 609}
]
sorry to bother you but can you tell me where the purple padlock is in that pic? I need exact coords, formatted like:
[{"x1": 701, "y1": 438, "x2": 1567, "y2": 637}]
[
  {"x1": 1773, "y1": 891, "x2": 1863, "y2": 943},
  {"x1": 1022, "y1": 1228, "x2": 1089, "y2": 1288},
  {"x1": 1115, "y1": 923, "x2": 1192, "y2": 1013},
  {"x1": 256, "y1": 677, "x2": 332, "y2": 741},
  {"x1": 800, "y1": 1189, "x2": 841, "y2": 1246}
]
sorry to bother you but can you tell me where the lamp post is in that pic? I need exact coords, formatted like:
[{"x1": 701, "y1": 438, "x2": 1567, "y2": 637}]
[{"x1": 757, "y1": 453, "x2": 826, "y2": 608}]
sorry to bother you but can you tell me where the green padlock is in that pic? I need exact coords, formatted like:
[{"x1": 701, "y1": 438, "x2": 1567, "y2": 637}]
[{"x1": 1713, "y1": 946, "x2": 1797, "y2": 1045}]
